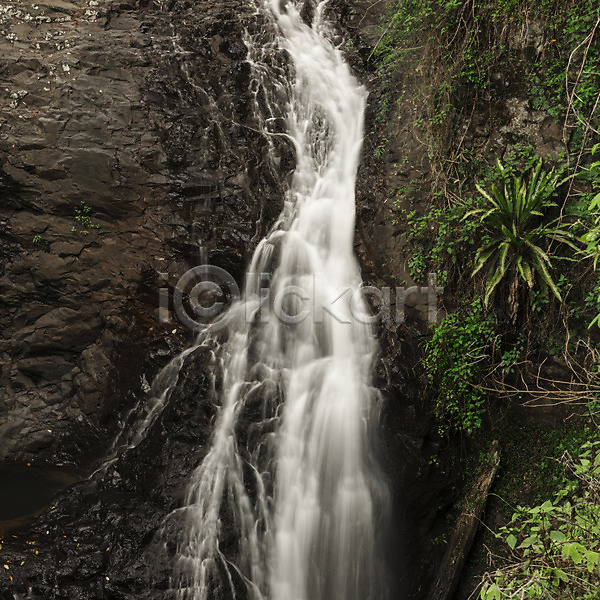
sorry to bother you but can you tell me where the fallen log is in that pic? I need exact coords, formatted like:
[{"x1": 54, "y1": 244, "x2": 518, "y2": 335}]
[{"x1": 426, "y1": 440, "x2": 500, "y2": 600}]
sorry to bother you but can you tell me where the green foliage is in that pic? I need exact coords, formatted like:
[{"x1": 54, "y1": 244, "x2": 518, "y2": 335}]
[
  {"x1": 498, "y1": 422, "x2": 599, "y2": 508},
  {"x1": 527, "y1": 2, "x2": 600, "y2": 162},
  {"x1": 424, "y1": 299, "x2": 495, "y2": 434},
  {"x1": 373, "y1": 139, "x2": 388, "y2": 159},
  {"x1": 579, "y1": 145, "x2": 600, "y2": 326},
  {"x1": 499, "y1": 333, "x2": 525, "y2": 375},
  {"x1": 372, "y1": 0, "x2": 427, "y2": 72},
  {"x1": 400, "y1": 199, "x2": 484, "y2": 286},
  {"x1": 481, "y1": 439, "x2": 600, "y2": 600},
  {"x1": 468, "y1": 159, "x2": 578, "y2": 313},
  {"x1": 32, "y1": 234, "x2": 42, "y2": 244},
  {"x1": 562, "y1": 6, "x2": 600, "y2": 129},
  {"x1": 584, "y1": 278, "x2": 600, "y2": 329},
  {"x1": 579, "y1": 146, "x2": 600, "y2": 256},
  {"x1": 71, "y1": 201, "x2": 100, "y2": 235},
  {"x1": 373, "y1": 0, "x2": 496, "y2": 87},
  {"x1": 373, "y1": 0, "x2": 599, "y2": 209}
]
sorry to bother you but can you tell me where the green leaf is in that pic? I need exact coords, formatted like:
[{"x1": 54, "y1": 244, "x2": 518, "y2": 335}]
[
  {"x1": 550, "y1": 530, "x2": 566, "y2": 543},
  {"x1": 507, "y1": 533, "x2": 517, "y2": 549},
  {"x1": 464, "y1": 207, "x2": 486, "y2": 220},
  {"x1": 553, "y1": 568, "x2": 569, "y2": 583},
  {"x1": 526, "y1": 242, "x2": 561, "y2": 301},
  {"x1": 586, "y1": 550, "x2": 599, "y2": 570},
  {"x1": 589, "y1": 313, "x2": 600, "y2": 329},
  {"x1": 563, "y1": 542, "x2": 583, "y2": 564},
  {"x1": 485, "y1": 583, "x2": 501, "y2": 600},
  {"x1": 589, "y1": 192, "x2": 600, "y2": 212},
  {"x1": 484, "y1": 253, "x2": 509, "y2": 307},
  {"x1": 519, "y1": 535, "x2": 539, "y2": 549},
  {"x1": 472, "y1": 243, "x2": 499, "y2": 276},
  {"x1": 517, "y1": 259, "x2": 534, "y2": 288}
]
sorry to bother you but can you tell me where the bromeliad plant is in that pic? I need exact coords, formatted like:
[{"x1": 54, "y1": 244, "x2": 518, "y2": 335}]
[{"x1": 467, "y1": 159, "x2": 577, "y2": 322}]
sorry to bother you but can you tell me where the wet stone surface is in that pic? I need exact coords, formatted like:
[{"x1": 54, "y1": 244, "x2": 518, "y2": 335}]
[
  {"x1": 0, "y1": 1, "x2": 288, "y2": 595},
  {"x1": 0, "y1": 0, "x2": 287, "y2": 466},
  {"x1": 0, "y1": 462, "x2": 80, "y2": 533}
]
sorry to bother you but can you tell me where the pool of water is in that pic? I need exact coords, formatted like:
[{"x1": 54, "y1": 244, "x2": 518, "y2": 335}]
[{"x1": 0, "y1": 463, "x2": 80, "y2": 534}]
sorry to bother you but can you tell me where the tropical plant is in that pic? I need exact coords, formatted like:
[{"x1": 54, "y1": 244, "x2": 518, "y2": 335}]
[
  {"x1": 480, "y1": 439, "x2": 600, "y2": 600},
  {"x1": 467, "y1": 159, "x2": 577, "y2": 322}
]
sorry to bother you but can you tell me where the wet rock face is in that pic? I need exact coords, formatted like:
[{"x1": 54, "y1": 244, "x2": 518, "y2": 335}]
[
  {"x1": 0, "y1": 0, "x2": 293, "y2": 593},
  {"x1": 0, "y1": 0, "x2": 286, "y2": 464},
  {"x1": 0, "y1": 343, "x2": 221, "y2": 599}
]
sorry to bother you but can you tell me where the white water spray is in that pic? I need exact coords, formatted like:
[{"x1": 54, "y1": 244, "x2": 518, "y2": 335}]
[{"x1": 173, "y1": 1, "x2": 390, "y2": 598}]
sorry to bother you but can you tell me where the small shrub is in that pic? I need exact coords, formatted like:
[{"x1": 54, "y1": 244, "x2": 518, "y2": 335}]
[
  {"x1": 424, "y1": 298, "x2": 495, "y2": 435},
  {"x1": 481, "y1": 439, "x2": 600, "y2": 600},
  {"x1": 72, "y1": 201, "x2": 100, "y2": 235}
]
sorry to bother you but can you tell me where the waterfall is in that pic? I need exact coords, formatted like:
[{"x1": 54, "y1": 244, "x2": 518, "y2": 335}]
[{"x1": 172, "y1": 1, "x2": 390, "y2": 598}]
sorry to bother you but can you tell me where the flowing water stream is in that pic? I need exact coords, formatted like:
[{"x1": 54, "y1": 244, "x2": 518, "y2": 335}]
[{"x1": 171, "y1": 1, "x2": 390, "y2": 598}]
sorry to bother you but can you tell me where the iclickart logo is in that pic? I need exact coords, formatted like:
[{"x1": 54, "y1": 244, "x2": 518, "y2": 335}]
[{"x1": 158, "y1": 266, "x2": 443, "y2": 331}]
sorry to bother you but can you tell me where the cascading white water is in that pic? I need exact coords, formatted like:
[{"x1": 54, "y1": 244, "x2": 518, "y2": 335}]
[{"x1": 173, "y1": 1, "x2": 390, "y2": 598}]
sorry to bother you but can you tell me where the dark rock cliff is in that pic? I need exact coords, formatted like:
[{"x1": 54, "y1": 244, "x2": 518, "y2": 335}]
[
  {"x1": 0, "y1": 0, "x2": 287, "y2": 464},
  {"x1": 0, "y1": 0, "x2": 300, "y2": 595}
]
